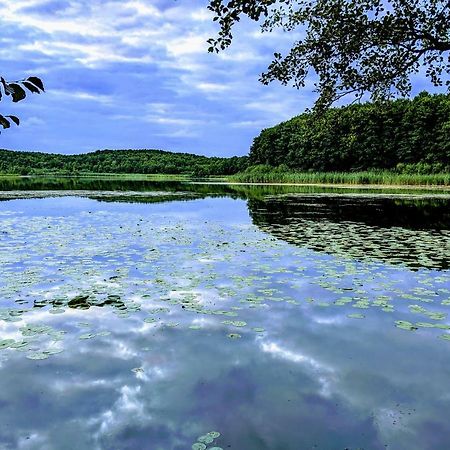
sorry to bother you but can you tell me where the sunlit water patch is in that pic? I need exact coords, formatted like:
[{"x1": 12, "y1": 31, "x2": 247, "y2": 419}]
[{"x1": 0, "y1": 190, "x2": 449, "y2": 450}]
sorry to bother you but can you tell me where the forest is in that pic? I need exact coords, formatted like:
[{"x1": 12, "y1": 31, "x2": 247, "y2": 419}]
[
  {"x1": 1, "y1": 93, "x2": 449, "y2": 178},
  {"x1": 249, "y1": 92, "x2": 450, "y2": 172},
  {"x1": 0, "y1": 148, "x2": 248, "y2": 176}
]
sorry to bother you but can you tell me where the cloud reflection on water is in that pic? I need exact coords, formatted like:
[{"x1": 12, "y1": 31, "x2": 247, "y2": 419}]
[{"x1": 0, "y1": 193, "x2": 448, "y2": 449}]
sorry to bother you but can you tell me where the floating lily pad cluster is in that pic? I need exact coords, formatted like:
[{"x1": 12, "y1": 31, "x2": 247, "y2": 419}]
[
  {"x1": 192, "y1": 431, "x2": 222, "y2": 450},
  {"x1": 253, "y1": 205, "x2": 450, "y2": 271},
  {"x1": 0, "y1": 196, "x2": 448, "y2": 364}
]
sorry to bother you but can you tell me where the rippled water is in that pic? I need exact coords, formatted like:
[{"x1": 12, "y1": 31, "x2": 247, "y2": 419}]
[{"x1": 0, "y1": 179, "x2": 449, "y2": 450}]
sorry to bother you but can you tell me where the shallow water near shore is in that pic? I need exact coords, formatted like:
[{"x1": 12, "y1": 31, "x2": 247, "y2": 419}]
[{"x1": 0, "y1": 179, "x2": 449, "y2": 450}]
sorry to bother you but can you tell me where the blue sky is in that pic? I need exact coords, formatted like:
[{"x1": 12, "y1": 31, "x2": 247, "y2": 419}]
[
  {"x1": 0, "y1": 0, "x2": 440, "y2": 156},
  {"x1": 0, "y1": 0, "x2": 312, "y2": 156}
]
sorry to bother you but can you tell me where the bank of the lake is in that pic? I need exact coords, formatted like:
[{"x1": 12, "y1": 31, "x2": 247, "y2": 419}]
[
  {"x1": 1, "y1": 172, "x2": 450, "y2": 191},
  {"x1": 0, "y1": 182, "x2": 449, "y2": 449},
  {"x1": 231, "y1": 166, "x2": 450, "y2": 187}
]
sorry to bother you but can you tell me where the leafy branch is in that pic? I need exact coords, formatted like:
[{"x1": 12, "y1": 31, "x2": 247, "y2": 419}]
[
  {"x1": 207, "y1": 0, "x2": 450, "y2": 109},
  {"x1": 0, "y1": 76, "x2": 45, "y2": 131}
]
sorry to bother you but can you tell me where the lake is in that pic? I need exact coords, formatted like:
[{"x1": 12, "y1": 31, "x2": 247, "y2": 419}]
[{"x1": 0, "y1": 178, "x2": 449, "y2": 450}]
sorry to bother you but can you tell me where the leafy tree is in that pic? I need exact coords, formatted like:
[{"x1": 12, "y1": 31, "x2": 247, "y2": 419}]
[
  {"x1": 0, "y1": 76, "x2": 45, "y2": 130},
  {"x1": 0, "y1": 148, "x2": 249, "y2": 176},
  {"x1": 249, "y1": 93, "x2": 450, "y2": 170},
  {"x1": 208, "y1": 0, "x2": 450, "y2": 108}
]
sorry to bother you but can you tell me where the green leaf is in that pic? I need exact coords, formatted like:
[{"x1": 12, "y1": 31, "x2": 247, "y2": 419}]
[
  {"x1": 26, "y1": 76, "x2": 45, "y2": 92},
  {"x1": 1, "y1": 77, "x2": 13, "y2": 96},
  {"x1": 0, "y1": 115, "x2": 11, "y2": 129},
  {"x1": 9, "y1": 83, "x2": 27, "y2": 102},
  {"x1": 6, "y1": 115, "x2": 20, "y2": 126},
  {"x1": 22, "y1": 81, "x2": 41, "y2": 94}
]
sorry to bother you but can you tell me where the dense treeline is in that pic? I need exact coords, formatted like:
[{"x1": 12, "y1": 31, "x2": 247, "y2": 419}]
[
  {"x1": 2, "y1": 92, "x2": 449, "y2": 180},
  {"x1": 250, "y1": 92, "x2": 450, "y2": 172},
  {"x1": 0, "y1": 149, "x2": 248, "y2": 176}
]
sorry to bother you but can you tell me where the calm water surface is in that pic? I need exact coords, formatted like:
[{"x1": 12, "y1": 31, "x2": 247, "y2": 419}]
[{"x1": 0, "y1": 179, "x2": 449, "y2": 450}]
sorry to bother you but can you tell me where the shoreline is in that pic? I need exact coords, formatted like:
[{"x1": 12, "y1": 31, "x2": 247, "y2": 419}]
[
  {"x1": 192, "y1": 180, "x2": 450, "y2": 190},
  {"x1": 0, "y1": 173, "x2": 449, "y2": 190}
]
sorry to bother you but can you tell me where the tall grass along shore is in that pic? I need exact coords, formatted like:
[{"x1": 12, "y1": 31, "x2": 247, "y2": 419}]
[{"x1": 232, "y1": 165, "x2": 450, "y2": 186}]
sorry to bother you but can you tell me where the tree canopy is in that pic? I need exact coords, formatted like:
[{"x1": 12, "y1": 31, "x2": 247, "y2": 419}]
[
  {"x1": 0, "y1": 148, "x2": 248, "y2": 176},
  {"x1": 208, "y1": 0, "x2": 450, "y2": 108},
  {"x1": 0, "y1": 76, "x2": 45, "y2": 131},
  {"x1": 249, "y1": 92, "x2": 450, "y2": 171}
]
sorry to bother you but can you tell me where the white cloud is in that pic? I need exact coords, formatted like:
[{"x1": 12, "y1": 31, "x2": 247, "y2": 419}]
[
  {"x1": 190, "y1": 8, "x2": 214, "y2": 22},
  {"x1": 50, "y1": 90, "x2": 115, "y2": 104},
  {"x1": 0, "y1": 0, "x2": 314, "y2": 154},
  {"x1": 23, "y1": 116, "x2": 46, "y2": 127},
  {"x1": 261, "y1": 341, "x2": 336, "y2": 396},
  {"x1": 195, "y1": 82, "x2": 230, "y2": 93},
  {"x1": 144, "y1": 116, "x2": 204, "y2": 126},
  {"x1": 230, "y1": 120, "x2": 269, "y2": 128},
  {"x1": 166, "y1": 35, "x2": 208, "y2": 57}
]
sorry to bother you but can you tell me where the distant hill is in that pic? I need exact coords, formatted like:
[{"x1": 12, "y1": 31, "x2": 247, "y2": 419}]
[{"x1": 0, "y1": 148, "x2": 248, "y2": 176}]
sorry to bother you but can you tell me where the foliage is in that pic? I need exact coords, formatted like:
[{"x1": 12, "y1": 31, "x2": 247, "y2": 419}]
[
  {"x1": 208, "y1": 0, "x2": 450, "y2": 108},
  {"x1": 249, "y1": 92, "x2": 450, "y2": 171},
  {"x1": 0, "y1": 148, "x2": 249, "y2": 176},
  {"x1": 233, "y1": 165, "x2": 450, "y2": 185},
  {"x1": 0, "y1": 76, "x2": 44, "y2": 130}
]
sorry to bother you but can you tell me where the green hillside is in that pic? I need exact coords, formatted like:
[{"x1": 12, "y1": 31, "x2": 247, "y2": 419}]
[{"x1": 0, "y1": 148, "x2": 248, "y2": 176}]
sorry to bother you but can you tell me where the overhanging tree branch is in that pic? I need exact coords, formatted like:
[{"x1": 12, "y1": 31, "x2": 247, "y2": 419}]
[
  {"x1": 208, "y1": 0, "x2": 450, "y2": 108},
  {"x1": 0, "y1": 76, "x2": 45, "y2": 131}
]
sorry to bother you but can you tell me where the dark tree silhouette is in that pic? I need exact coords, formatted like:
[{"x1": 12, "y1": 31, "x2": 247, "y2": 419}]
[
  {"x1": 0, "y1": 76, "x2": 45, "y2": 130},
  {"x1": 208, "y1": 0, "x2": 450, "y2": 108}
]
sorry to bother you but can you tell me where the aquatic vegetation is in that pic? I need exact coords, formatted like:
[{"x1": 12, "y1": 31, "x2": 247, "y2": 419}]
[
  {"x1": 0, "y1": 339, "x2": 15, "y2": 349},
  {"x1": 0, "y1": 186, "x2": 449, "y2": 449},
  {"x1": 79, "y1": 333, "x2": 96, "y2": 340},
  {"x1": 26, "y1": 352, "x2": 50, "y2": 360},
  {"x1": 249, "y1": 195, "x2": 450, "y2": 270},
  {"x1": 192, "y1": 444, "x2": 206, "y2": 450},
  {"x1": 227, "y1": 333, "x2": 242, "y2": 339},
  {"x1": 192, "y1": 431, "x2": 222, "y2": 450},
  {"x1": 144, "y1": 317, "x2": 157, "y2": 323},
  {"x1": 222, "y1": 320, "x2": 247, "y2": 327},
  {"x1": 395, "y1": 321, "x2": 418, "y2": 331}
]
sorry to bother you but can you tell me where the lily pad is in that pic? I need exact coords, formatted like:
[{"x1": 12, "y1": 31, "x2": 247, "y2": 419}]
[
  {"x1": 26, "y1": 352, "x2": 49, "y2": 360},
  {"x1": 222, "y1": 320, "x2": 247, "y2": 327},
  {"x1": 192, "y1": 444, "x2": 206, "y2": 450},
  {"x1": 197, "y1": 435, "x2": 214, "y2": 444},
  {"x1": 395, "y1": 321, "x2": 418, "y2": 331},
  {"x1": 79, "y1": 333, "x2": 96, "y2": 340},
  {"x1": 227, "y1": 333, "x2": 241, "y2": 339},
  {"x1": 0, "y1": 339, "x2": 15, "y2": 349},
  {"x1": 207, "y1": 431, "x2": 221, "y2": 439}
]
